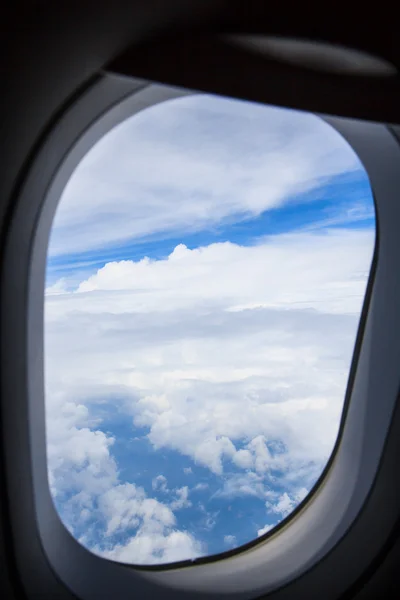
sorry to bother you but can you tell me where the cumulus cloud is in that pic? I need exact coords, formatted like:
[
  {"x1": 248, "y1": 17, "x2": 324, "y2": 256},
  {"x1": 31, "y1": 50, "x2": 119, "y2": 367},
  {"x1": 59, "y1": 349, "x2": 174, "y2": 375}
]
[
  {"x1": 61, "y1": 230, "x2": 371, "y2": 316},
  {"x1": 233, "y1": 449, "x2": 254, "y2": 470},
  {"x1": 99, "y1": 482, "x2": 175, "y2": 537},
  {"x1": 46, "y1": 230, "x2": 373, "y2": 482},
  {"x1": 48, "y1": 94, "x2": 362, "y2": 257},
  {"x1": 257, "y1": 524, "x2": 274, "y2": 537},
  {"x1": 266, "y1": 488, "x2": 309, "y2": 518},
  {"x1": 98, "y1": 530, "x2": 203, "y2": 565},
  {"x1": 46, "y1": 394, "x2": 118, "y2": 503},
  {"x1": 46, "y1": 389, "x2": 202, "y2": 564}
]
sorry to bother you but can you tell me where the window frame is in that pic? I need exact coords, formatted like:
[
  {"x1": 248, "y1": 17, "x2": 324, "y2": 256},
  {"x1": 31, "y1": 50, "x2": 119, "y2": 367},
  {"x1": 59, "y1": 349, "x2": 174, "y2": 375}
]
[{"x1": 1, "y1": 72, "x2": 400, "y2": 599}]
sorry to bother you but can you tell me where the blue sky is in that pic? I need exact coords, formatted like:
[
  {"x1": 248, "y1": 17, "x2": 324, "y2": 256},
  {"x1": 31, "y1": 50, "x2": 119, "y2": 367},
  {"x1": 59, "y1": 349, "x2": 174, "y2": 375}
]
[
  {"x1": 44, "y1": 93, "x2": 375, "y2": 564},
  {"x1": 46, "y1": 169, "x2": 373, "y2": 288}
]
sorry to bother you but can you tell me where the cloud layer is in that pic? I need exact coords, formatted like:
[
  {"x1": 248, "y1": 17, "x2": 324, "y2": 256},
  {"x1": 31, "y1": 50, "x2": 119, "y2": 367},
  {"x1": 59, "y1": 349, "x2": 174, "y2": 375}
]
[
  {"x1": 45, "y1": 228, "x2": 374, "y2": 562},
  {"x1": 48, "y1": 94, "x2": 362, "y2": 257}
]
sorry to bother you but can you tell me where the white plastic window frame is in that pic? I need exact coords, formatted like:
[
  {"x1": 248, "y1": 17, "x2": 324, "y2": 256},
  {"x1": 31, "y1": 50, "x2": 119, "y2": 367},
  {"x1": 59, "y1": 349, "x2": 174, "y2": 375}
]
[{"x1": 1, "y1": 72, "x2": 400, "y2": 600}]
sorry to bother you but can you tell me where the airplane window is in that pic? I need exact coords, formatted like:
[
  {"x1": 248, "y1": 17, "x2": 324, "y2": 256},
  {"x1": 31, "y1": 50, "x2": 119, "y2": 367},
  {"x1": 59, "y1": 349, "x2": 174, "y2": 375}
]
[{"x1": 44, "y1": 93, "x2": 375, "y2": 565}]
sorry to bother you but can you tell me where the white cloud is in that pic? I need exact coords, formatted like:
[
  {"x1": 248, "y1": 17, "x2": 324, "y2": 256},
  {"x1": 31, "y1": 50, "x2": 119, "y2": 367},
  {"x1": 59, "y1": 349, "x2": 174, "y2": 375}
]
[
  {"x1": 48, "y1": 94, "x2": 362, "y2": 257},
  {"x1": 257, "y1": 524, "x2": 274, "y2": 537},
  {"x1": 66, "y1": 230, "x2": 372, "y2": 316},
  {"x1": 45, "y1": 277, "x2": 68, "y2": 296},
  {"x1": 269, "y1": 492, "x2": 295, "y2": 518},
  {"x1": 46, "y1": 229, "x2": 374, "y2": 496},
  {"x1": 183, "y1": 467, "x2": 192, "y2": 475},
  {"x1": 170, "y1": 486, "x2": 192, "y2": 511},
  {"x1": 216, "y1": 472, "x2": 266, "y2": 500},
  {"x1": 98, "y1": 530, "x2": 203, "y2": 565},
  {"x1": 266, "y1": 487, "x2": 309, "y2": 518},
  {"x1": 193, "y1": 483, "x2": 209, "y2": 492},
  {"x1": 224, "y1": 535, "x2": 237, "y2": 546},
  {"x1": 99, "y1": 482, "x2": 175, "y2": 537},
  {"x1": 152, "y1": 474, "x2": 169, "y2": 493},
  {"x1": 45, "y1": 389, "x2": 202, "y2": 564},
  {"x1": 232, "y1": 449, "x2": 254, "y2": 470},
  {"x1": 46, "y1": 393, "x2": 118, "y2": 502},
  {"x1": 152, "y1": 477, "x2": 191, "y2": 510}
]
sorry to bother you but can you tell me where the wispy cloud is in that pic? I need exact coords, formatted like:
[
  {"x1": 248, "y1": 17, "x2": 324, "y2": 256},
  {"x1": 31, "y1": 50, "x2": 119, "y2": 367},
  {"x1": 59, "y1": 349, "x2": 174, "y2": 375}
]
[{"x1": 49, "y1": 94, "x2": 362, "y2": 258}]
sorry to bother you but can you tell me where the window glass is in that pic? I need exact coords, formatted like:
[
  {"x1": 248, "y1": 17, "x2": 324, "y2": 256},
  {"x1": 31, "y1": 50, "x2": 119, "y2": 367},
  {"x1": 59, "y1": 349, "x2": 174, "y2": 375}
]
[{"x1": 45, "y1": 92, "x2": 375, "y2": 565}]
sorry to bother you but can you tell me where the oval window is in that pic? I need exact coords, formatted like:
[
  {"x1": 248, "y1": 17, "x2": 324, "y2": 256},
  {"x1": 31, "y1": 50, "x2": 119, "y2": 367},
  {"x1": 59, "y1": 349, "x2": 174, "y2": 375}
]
[{"x1": 45, "y1": 90, "x2": 376, "y2": 565}]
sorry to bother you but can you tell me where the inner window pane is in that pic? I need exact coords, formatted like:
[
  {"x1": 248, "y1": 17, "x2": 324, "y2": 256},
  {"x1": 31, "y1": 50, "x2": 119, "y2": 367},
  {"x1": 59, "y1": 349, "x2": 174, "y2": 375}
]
[{"x1": 45, "y1": 91, "x2": 376, "y2": 565}]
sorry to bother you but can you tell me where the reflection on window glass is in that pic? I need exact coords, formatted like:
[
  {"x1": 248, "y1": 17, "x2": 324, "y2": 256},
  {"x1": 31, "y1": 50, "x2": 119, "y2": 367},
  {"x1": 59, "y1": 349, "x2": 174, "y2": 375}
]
[{"x1": 45, "y1": 92, "x2": 375, "y2": 565}]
